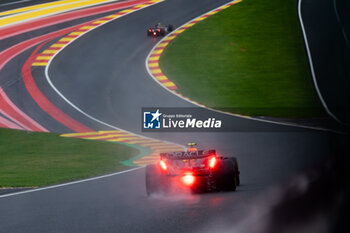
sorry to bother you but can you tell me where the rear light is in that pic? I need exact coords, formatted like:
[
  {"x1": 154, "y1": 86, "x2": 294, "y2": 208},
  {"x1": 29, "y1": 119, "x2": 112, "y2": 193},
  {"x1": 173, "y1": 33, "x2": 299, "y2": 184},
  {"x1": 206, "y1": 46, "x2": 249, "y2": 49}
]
[
  {"x1": 153, "y1": 32, "x2": 156, "y2": 36},
  {"x1": 208, "y1": 156, "x2": 217, "y2": 169},
  {"x1": 149, "y1": 29, "x2": 151, "y2": 32},
  {"x1": 182, "y1": 173, "x2": 195, "y2": 186},
  {"x1": 159, "y1": 160, "x2": 167, "y2": 171}
]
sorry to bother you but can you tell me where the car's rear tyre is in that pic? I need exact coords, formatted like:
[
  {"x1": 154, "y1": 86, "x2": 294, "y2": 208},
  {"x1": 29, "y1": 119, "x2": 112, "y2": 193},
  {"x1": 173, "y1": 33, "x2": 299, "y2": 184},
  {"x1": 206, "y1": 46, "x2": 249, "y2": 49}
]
[
  {"x1": 213, "y1": 160, "x2": 236, "y2": 191},
  {"x1": 230, "y1": 157, "x2": 240, "y2": 186},
  {"x1": 168, "y1": 24, "x2": 174, "y2": 32},
  {"x1": 145, "y1": 164, "x2": 168, "y2": 196}
]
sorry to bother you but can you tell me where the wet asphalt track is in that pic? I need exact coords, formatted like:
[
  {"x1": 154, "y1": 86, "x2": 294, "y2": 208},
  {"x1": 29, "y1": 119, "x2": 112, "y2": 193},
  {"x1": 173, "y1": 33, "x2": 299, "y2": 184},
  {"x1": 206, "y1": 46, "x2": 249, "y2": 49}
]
[{"x1": 0, "y1": 0, "x2": 335, "y2": 232}]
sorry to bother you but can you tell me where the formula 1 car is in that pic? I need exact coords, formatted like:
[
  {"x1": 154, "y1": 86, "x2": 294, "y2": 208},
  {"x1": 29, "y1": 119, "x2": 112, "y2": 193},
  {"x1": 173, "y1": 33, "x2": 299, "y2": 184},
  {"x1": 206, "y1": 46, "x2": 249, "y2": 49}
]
[
  {"x1": 145, "y1": 145, "x2": 240, "y2": 195},
  {"x1": 147, "y1": 23, "x2": 173, "y2": 36}
]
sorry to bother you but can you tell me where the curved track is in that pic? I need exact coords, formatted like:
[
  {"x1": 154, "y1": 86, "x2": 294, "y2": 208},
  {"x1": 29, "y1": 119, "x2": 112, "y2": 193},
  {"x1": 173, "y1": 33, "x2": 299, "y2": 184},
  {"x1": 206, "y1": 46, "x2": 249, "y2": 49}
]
[{"x1": 0, "y1": 0, "x2": 333, "y2": 232}]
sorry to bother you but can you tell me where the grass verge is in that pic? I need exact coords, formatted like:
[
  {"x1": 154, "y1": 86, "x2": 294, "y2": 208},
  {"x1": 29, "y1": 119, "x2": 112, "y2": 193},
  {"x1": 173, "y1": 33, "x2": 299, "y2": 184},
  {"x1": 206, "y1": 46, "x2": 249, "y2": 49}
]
[
  {"x1": 160, "y1": 0, "x2": 325, "y2": 118},
  {"x1": 0, "y1": 128, "x2": 139, "y2": 187}
]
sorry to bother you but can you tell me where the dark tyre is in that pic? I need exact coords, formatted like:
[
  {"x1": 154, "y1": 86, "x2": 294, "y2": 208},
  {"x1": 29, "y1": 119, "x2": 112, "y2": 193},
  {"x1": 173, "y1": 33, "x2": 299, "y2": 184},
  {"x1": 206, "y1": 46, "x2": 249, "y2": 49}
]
[
  {"x1": 213, "y1": 160, "x2": 236, "y2": 191},
  {"x1": 230, "y1": 157, "x2": 240, "y2": 186},
  {"x1": 145, "y1": 164, "x2": 167, "y2": 195},
  {"x1": 167, "y1": 24, "x2": 174, "y2": 32}
]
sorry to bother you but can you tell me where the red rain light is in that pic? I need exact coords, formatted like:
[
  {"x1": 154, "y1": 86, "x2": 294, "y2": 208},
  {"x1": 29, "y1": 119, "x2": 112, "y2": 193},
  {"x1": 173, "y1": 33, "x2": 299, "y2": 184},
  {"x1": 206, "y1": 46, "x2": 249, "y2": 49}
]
[
  {"x1": 209, "y1": 156, "x2": 217, "y2": 169},
  {"x1": 182, "y1": 173, "x2": 195, "y2": 186},
  {"x1": 159, "y1": 160, "x2": 167, "y2": 171},
  {"x1": 153, "y1": 32, "x2": 156, "y2": 36}
]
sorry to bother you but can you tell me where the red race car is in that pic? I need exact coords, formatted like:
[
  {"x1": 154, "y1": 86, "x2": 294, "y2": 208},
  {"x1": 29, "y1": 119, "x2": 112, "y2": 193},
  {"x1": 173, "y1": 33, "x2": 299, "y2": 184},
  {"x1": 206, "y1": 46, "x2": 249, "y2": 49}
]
[
  {"x1": 145, "y1": 144, "x2": 240, "y2": 195},
  {"x1": 147, "y1": 23, "x2": 173, "y2": 36}
]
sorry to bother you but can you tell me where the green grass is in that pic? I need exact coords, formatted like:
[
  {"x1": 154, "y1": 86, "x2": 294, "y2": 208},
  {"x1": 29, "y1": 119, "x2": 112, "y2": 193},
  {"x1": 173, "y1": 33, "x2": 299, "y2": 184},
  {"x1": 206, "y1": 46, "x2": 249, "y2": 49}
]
[
  {"x1": 160, "y1": 0, "x2": 325, "y2": 117},
  {"x1": 0, "y1": 128, "x2": 139, "y2": 187}
]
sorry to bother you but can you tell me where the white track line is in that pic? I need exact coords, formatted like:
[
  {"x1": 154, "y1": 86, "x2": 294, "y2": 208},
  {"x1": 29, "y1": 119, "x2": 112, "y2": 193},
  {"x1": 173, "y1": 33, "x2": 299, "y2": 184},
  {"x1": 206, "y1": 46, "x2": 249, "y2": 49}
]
[
  {"x1": 0, "y1": 167, "x2": 143, "y2": 198},
  {"x1": 297, "y1": 0, "x2": 343, "y2": 125},
  {"x1": 0, "y1": 0, "x2": 32, "y2": 7},
  {"x1": 146, "y1": 0, "x2": 339, "y2": 133}
]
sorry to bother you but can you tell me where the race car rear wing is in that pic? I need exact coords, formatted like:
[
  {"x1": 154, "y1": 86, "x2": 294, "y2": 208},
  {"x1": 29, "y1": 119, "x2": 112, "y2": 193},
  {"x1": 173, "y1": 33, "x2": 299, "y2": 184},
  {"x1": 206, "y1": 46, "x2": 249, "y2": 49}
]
[{"x1": 160, "y1": 150, "x2": 216, "y2": 160}]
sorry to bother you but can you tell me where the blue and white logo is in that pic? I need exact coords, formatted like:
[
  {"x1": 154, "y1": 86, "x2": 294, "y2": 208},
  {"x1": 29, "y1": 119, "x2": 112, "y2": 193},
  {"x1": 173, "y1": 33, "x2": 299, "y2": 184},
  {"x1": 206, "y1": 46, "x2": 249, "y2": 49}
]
[{"x1": 143, "y1": 109, "x2": 162, "y2": 129}]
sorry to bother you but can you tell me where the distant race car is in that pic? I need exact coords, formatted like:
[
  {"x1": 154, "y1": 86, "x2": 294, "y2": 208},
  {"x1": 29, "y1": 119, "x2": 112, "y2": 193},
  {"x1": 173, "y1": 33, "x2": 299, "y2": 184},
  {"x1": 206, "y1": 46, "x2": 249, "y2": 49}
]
[
  {"x1": 145, "y1": 143, "x2": 240, "y2": 195},
  {"x1": 147, "y1": 23, "x2": 174, "y2": 36}
]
